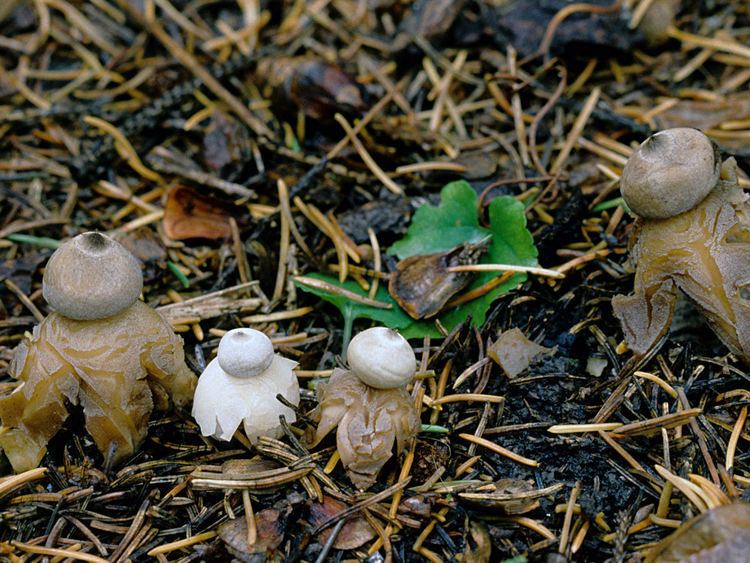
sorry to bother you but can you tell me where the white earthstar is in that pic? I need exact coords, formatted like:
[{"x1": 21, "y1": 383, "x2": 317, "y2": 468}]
[{"x1": 192, "y1": 328, "x2": 299, "y2": 442}]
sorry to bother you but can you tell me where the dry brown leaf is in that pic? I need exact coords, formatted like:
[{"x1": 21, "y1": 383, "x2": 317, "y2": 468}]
[
  {"x1": 203, "y1": 112, "x2": 250, "y2": 171},
  {"x1": 307, "y1": 495, "x2": 376, "y2": 550},
  {"x1": 393, "y1": 0, "x2": 465, "y2": 51},
  {"x1": 389, "y1": 241, "x2": 487, "y2": 320},
  {"x1": 458, "y1": 478, "x2": 549, "y2": 514},
  {"x1": 118, "y1": 228, "x2": 167, "y2": 264},
  {"x1": 218, "y1": 508, "x2": 285, "y2": 562},
  {"x1": 488, "y1": 328, "x2": 553, "y2": 378},
  {"x1": 398, "y1": 495, "x2": 435, "y2": 518},
  {"x1": 163, "y1": 185, "x2": 232, "y2": 241},
  {"x1": 656, "y1": 92, "x2": 750, "y2": 133},
  {"x1": 256, "y1": 56, "x2": 366, "y2": 120}
]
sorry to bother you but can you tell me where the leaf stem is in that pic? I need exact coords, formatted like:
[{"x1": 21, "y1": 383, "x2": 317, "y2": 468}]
[{"x1": 342, "y1": 304, "x2": 354, "y2": 355}]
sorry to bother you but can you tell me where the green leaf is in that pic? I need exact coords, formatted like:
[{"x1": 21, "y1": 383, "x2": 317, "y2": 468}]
[
  {"x1": 297, "y1": 180, "x2": 538, "y2": 341},
  {"x1": 390, "y1": 180, "x2": 538, "y2": 331},
  {"x1": 294, "y1": 273, "x2": 439, "y2": 345},
  {"x1": 295, "y1": 272, "x2": 412, "y2": 328},
  {"x1": 390, "y1": 180, "x2": 489, "y2": 258}
]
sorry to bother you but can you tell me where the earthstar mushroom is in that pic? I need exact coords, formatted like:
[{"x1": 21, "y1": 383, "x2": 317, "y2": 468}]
[
  {"x1": 310, "y1": 327, "x2": 420, "y2": 489},
  {"x1": 0, "y1": 232, "x2": 197, "y2": 473},
  {"x1": 613, "y1": 128, "x2": 750, "y2": 363},
  {"x1": 347, "y1": 326, "x2": 416, "y2": 389},
  {"x1": 192, "y1": 328, "x2": 300, "y2": 443},
  {"x1": 619, "y1": 127, "x2": 720, "y2": 219},
  {"x1": 42, "y1": 231, "x2": 144, "y2": 320}
]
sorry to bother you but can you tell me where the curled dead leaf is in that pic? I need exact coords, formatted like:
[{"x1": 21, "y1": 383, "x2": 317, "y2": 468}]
[
  {"x1": 118, "y1": 228, "x2": 167, "y2": 264},
  {"x1": 488, "y1": 328, "x2": 553, "y2": 379},
  {"x1": 256, "y1": 56, "x2": 365, "y2": 120},
  {"x1": 203, "y1": 112, "x2": 251, "y2": 171},
  {"x1": 163, "y1": 185, "x2": 232, "y2": 241},
  {"x1": 398, "y1": 494, "x2": 435, "y2": 518},
  {"x1": 453, "y1": 150, "x2": 500, "y2": 180},
  {"x1": 655, "y1": 92, "x2": 750, "y2": 138},
  {"x1": 307, "y1": 495, "x2": 376, "y2": 550},
  {"x1": 218, "y1": 508, "x2": 285, "y2": 562},
  {"x1": 393, "y1": 0, "x2": 465, "y2": 51},
  {"x1": 389, "y1": 241, "x2": 488, "y2": 320}
]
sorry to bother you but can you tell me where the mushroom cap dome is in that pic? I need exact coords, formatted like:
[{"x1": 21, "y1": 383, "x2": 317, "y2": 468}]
[
  {"x1": 347, "y1": 327, "x2": 416, "y2": 389},
  {"x1": 217, "y1": 328, "x2": 274, "y2": 378},
  {"x1": 43, "y1": 232, "x2": 143, "y2": 320},
  {"x1": 620, "y1": 128, "x2": 720, "y2": 219}
]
